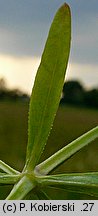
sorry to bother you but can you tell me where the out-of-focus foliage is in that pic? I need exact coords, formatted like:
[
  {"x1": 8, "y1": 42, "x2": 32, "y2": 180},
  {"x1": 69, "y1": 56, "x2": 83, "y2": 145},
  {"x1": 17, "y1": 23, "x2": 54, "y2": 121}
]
[{"x1": 61, "y1": 80, "x2": 98, "y2": 108}]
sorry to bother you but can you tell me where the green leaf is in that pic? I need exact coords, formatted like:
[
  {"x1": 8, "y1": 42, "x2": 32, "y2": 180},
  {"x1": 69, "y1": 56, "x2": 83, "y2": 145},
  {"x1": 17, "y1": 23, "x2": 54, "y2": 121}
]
[
  {"x1": 0, "y1": 160, "x2": 20, "y2": 175},
  {"x1": 35, "y1": 126, "x2": 98, "y2": 175},
  {"x1": 0, "y1": 173, "x2": 20, "y2": 184},
  {"x1": 37, "y1": 172, "x2": 98, "y2": 197},
  {"x1": 24, "y1": 3, "x2": 71, "y2": 171}
]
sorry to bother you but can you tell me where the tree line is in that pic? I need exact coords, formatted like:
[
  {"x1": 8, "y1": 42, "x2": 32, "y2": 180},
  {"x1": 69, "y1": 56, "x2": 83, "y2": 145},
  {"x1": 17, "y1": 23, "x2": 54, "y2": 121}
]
[
  {"x1": 0, "y1": 78, "x2": 98, "y2": 108},
  {"x1": 60, "y1": 80, "x2": 98, "y2": 108}
]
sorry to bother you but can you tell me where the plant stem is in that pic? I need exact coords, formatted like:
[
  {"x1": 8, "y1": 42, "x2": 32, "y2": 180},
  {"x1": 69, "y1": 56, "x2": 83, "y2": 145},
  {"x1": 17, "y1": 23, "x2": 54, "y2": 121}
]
[
  {"x1": 6, "y1": 175, "x2": 36, "y2": 200},
  {"x1": 35, "y1": 126, "x2": 98, "y2": 175},
  {"x1": 0, "y1": 160, "x2": 20, "y2": 175}
]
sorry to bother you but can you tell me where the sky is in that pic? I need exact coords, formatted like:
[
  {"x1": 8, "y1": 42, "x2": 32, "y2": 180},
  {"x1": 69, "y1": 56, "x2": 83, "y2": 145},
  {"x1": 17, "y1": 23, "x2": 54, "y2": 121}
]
[{"x1": 0, "y1": 0, "x2": 98, "y2": 94}]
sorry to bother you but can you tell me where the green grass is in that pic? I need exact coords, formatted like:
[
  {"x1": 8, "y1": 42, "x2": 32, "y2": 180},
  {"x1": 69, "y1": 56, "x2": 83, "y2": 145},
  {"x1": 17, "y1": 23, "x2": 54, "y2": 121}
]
[{"x1": 0, "y1": 101, "x2": 98, "y2": 199}]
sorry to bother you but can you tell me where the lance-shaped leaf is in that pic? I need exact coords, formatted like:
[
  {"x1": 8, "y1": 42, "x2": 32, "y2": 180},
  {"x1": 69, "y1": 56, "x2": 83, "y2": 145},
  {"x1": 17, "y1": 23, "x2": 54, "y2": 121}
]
[
  {"x1": 25, "y1": 3, "x2": 71, "y2": 171},
  {"x1": 0, "y1": 160, "x2": 20, "y2": 175},
  {"x1": 37, "y1": 172, "x2": 98, "y2": 197}
]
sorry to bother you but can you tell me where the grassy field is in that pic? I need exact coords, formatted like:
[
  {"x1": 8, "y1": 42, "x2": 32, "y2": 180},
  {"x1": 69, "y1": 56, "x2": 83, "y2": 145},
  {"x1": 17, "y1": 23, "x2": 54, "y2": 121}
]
[{"x1": 0, "y1": 101, "x2": 98, "y2": 199}]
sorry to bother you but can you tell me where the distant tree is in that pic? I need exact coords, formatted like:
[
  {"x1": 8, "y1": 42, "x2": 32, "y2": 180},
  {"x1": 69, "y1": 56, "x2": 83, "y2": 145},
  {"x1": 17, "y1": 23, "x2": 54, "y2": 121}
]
[
  {"x1": 0, "y1": 78, "x2": 7, "y2": 100},
  {"x1": 0, "y1": 78, "x2": 7, "y2": 90},
  {"x1": 61, "y1": 80, "x2": 85, "y2": 105},
  {"x1": 84, "y1": 89, "x2": 98, "y2": 108}
]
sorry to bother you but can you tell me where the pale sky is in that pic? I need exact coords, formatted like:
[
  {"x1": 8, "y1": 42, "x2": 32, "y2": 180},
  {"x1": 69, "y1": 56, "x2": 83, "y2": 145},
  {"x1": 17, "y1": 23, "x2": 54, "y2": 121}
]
[{"x1": 0, "y1": 0, "x2": 98, "y2": 94}]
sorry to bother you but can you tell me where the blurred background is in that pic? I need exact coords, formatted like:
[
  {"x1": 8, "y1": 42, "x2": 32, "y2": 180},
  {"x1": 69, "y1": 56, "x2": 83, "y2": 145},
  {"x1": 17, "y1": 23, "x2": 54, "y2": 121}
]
[{"x1": 0, "y1": 0, "x2": 98, "y2": 199}]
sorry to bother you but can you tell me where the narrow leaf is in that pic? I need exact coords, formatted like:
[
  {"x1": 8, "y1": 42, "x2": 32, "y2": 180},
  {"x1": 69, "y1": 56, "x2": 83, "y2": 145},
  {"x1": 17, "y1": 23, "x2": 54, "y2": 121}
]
[
  {"x1": 0, "y1": 174, "x2": 20, "y2": 184},
  {"x1": 25, "y1": 3, "x2": 71, "y2": 171},
  {"x1": 35, "y1": 126, "x2": 98, "y2": 175},
  {"x1": 37, "y1": 172, "x2": 98, "y2": 197},
  {"x1": 0, "y1": 160, "x2": 20, "y2": 175}
]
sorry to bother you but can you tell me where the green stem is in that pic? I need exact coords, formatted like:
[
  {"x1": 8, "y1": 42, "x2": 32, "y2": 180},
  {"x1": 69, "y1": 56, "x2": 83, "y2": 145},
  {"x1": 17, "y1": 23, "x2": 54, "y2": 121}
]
[
  {"x1": 6, "y1": 175, "x2": 36, "y2": 200},
  {"x1": 35, "y1": 126, "x2": 98, "y2": 175},
  {"x1": 0, "y1": 160, "x2": 20, "y2": 175}
]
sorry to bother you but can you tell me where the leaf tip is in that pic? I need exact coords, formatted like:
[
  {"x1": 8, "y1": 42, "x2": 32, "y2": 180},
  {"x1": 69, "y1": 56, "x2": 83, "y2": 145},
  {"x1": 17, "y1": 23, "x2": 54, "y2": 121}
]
[
  {"x1": 63, "y1": 2, "x2": 70, "y2": 8},
  {"x1": 58, "y1": 2, "x2": 71, "y2": 19}
]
